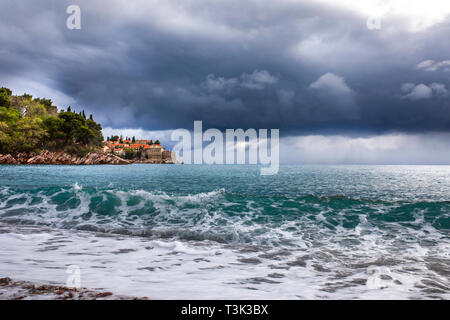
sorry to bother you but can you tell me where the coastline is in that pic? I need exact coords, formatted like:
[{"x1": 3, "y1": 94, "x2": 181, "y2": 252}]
[
  {"x1": 0, "y1": 150, "x2": 176, "y2": 165},
  {"x1": 0, "y1": 151, "x2": 126, "y2": 165},
  {"x1": 0, "y1": 277, "x2": 147, "y2": 300}
]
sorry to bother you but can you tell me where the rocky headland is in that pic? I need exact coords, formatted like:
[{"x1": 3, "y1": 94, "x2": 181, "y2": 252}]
[{"x1": 0, "y1": 150, "x2": 131, "y2": 165}]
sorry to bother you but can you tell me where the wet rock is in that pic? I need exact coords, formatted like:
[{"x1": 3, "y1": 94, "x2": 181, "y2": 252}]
[
  {"x1": 95, "y1": 292, "x2": 113, "y2": 298},
  {"x1": 0, "y1": 277, "x2": 144, "y2": 300},
  {"x1": 0, "y1": 151, "x2": 131, "y2": 165},
  {"x1": 0, "y1": 277, "x2": 13, "y2": 285},
  {"x1": 0, "y1": 154, "x2": 17, "y2": 164}
]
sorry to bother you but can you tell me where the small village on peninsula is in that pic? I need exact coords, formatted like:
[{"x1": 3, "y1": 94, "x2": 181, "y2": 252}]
[
  {"x1": 0, "y1": 86, "x2": 176, "y2": 165},
  {"x1": 102, "y1": 136, "x2": 174, "y2": 163}
]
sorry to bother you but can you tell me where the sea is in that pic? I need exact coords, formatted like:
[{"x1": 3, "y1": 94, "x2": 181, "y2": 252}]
[{"x1": 0, "y1": 164, "x2": 449, "y2": 299}]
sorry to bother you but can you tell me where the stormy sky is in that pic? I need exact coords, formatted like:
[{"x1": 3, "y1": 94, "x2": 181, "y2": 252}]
[{"x1": 1, "y1": 0, "x2": 450, "y2": 163}]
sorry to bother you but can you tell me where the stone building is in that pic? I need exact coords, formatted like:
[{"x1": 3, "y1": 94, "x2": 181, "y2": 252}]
[
  {"x1": 162, "y1": 150, "x2": 173, "y2": 162},
  {"x1": 147, "y1": 144, "x2": 163, "y2": 163}
]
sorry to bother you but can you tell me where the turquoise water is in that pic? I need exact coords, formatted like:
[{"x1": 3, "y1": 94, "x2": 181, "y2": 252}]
[{"x1": 0, "y1": 164, "x2": 449, "y2": 299}]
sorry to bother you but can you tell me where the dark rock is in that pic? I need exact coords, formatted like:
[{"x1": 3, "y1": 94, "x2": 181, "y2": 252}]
[
  {"x1": 96, "y1": 291, "x2": 113, "y2": 298},
  {"x1": 0, "y1": 277, "x2": 13, "y2": 285},
  {"x1": 0, "y1": 151, "x2": 131, "y2": 165}
]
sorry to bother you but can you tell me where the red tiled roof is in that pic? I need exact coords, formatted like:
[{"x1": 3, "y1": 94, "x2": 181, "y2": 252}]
[{"x1": 128, "y1": 144, "x2": 146, "y2": 148}]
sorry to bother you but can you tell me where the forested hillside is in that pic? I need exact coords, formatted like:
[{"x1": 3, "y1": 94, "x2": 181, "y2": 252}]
[{"x1": 0, "y1": 87, "x2": 103, "y2": 155}]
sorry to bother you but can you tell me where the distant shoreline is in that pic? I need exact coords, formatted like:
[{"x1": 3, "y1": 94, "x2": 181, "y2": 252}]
[
  {"x1": 0, "y1": 150, "x2": 130, "y2": 165},
  {"x1": 0, "y1": 151, "x2": 178, "y2": 165},
  {"x1": 0, "y1": 150, "x2": 177, "y2": 165}
]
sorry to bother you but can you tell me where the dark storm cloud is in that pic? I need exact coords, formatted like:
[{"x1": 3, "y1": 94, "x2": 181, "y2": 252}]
[{"x1": 1, "y1": 0, "x2": 450, "y2": 135}]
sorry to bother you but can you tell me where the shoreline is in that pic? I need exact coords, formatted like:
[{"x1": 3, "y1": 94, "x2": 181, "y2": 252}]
[
  {"x1": 0, "y1": 277, "x2": 147, "y2": 300},
  {"x1": 0, "y1": 151, "x2": 176, "y2": 165},
  {"x1": 0, "y1": 151, "x2": 130, "y2": 165}
]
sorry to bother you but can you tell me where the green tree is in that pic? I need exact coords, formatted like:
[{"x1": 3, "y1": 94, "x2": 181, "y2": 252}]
[
  {"x1": 124, "y1": 149, "x2": 136, "y2": 160},
  {"x1": 0, "y1": 121, "x2": 12, "y2": 153},
  {"x1": 86, "y1": 118, "x2": 103, "y2": 146},
  {"x1": 43, "y1": 116, "x2": 66, "y2": 148},
  {"x1": 22, "y1": 94, "x2": 32, "y2": 101},
  {"x1": 0, "y1": 87, "x2": 12, "y2": 96},
  {"x1": 34, "y1": 98, "x2": 52, "y2": 108},
  {"x1": 26, "y1": 104, "x2": 48, "y2": 118},
  {"x1": 0, "y1": 91, "x2": 11, "y2": 108},
  {"x1": 11, "y1": 116, "x2": 48, "y2": 152},
  {"x1": 0, "y1": 87, "x2": 105, "y2": 155}
]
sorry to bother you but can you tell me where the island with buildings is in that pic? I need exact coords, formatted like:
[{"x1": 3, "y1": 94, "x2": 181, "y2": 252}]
[
  {"x1": 0, "y1": 86, "x2": 175, "y2": 165},
  {"x1": 103, "y1": 136, "x2": 175, "y2": 164}
]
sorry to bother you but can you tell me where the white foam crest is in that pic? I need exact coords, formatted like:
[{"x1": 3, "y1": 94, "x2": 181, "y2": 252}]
[
  {"x1": 0, "y1": 186, "x2": 11, "y2": 196},
  {"x1": 72, "y1": 182, "x2": 82, "y2": 191},
  {"x1": 0, "y1": 219, "x2": 449, "y2": 300}
]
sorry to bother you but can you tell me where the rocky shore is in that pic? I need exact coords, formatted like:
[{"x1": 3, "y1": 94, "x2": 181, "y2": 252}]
[
  {"x1": 0, "y1": 150, "x2": 131, "y2": 165},
  {"x1": 0, "y1": 277, "x2": 147, "y2": 300}
]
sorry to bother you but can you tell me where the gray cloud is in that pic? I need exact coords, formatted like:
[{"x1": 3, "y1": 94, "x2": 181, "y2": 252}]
[
  {"x1": 1, "y1": 0, "x2": 450, "y2": 136},
  {"x1": 309, "y1": 73, "x2": 352, "y2": 95},
  {"x1": 401, "y1": 82, "x2": 448, "y2": 100},
  {"x1": 280, "y1": 132, "x2": 450, "y2": 164},
  {"x1": 201, "y1": 69, "x2": 278, "y2": 92},
  {"x1": 416, "y1": 59, "x2": 450, "y2": 72},
  {"x1": 240, "y1": 70, "x2": 278, "y2": 90}
]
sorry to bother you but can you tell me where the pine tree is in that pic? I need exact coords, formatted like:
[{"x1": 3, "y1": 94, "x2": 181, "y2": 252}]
[
  {"x1": 67, "y1": 106, "x2": 72, "y2": 112},
  {"x1": 89, "y1": 114, "x2": 93, "y2": 120},
  {"x1": 132, "y1": 136, "x2": 135, "y2": 143},
  {"x1": 82, "y1": 110, "x2": 86, "y2": 119}
]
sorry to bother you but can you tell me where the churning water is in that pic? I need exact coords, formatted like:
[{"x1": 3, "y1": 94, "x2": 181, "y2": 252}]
[{"x1": 0, "y1": 164, "x2": 449, "y2": 299}]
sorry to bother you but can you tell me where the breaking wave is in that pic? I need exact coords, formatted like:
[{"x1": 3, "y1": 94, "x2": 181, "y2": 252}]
[{"x1": 0, "y1": 184, "x2": 448, "y2": 246}]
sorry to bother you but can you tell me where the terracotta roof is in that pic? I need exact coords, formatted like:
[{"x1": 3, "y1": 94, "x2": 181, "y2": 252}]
[{"x1": 128, "y1": 144, "x2": 146, "y2": 148}]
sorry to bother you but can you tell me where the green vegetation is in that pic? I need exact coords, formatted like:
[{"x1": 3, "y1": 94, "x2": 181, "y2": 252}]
[
  {"x1": 123, "y1": 148, "x2": 145, "y2": 160},
  {"x1": 0, "y1": 87, "x2": 103, "y2": 155}
]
